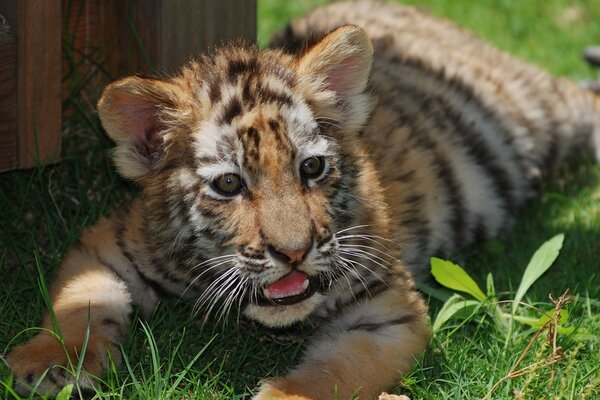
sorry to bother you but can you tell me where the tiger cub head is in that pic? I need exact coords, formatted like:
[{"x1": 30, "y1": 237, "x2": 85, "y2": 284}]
[{"x1": 98, "y1": 26, "x2": 385, "y2": 327}]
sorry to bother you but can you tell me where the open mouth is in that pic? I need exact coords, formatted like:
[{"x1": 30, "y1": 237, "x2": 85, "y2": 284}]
[{"x1": 256, "y1": 270, "x2": 317, "y2": 306}]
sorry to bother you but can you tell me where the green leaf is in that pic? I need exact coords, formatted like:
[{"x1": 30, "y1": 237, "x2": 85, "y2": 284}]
[
  {"x1": 557, "y1": 326, "x2": 575, "y2": 335},
  {"x1": 416, "y1": 281, "x2": 452, "y2": 302},
  {"x1": 513, "y1": 309, "x2": 569, "y2": 328},
  {"x1": 430, "y1": 258, "x2": 487, "y2": 302},
  {"x1": 56, "y1": 384, "x2": 74, "y2": 400},
  {"x1": 512, "y1": 234, "x2": 564, "y2": 314},
  {"x1": 432, "y1": 294, "x2": 480, "y2": 332},
  {"x1": 486, "y1": 273, "x2": 495, "y2": 298}
]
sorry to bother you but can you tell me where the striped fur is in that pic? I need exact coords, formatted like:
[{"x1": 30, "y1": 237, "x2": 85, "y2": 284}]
[
  {"x1": 7, "y1": 1, "x2": 600, "y2": 399},
  {"x1": 271, "y1": 1, "x2": 600, "y2": 276}
]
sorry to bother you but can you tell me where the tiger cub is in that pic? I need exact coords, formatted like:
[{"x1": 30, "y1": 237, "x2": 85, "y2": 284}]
[{"x1": 7, "y1": 1, "x2": 600, "y2": 399}]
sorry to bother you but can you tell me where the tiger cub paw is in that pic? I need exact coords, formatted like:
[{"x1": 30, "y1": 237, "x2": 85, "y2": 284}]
[
  {"x1": 253, "y1": 378, "x2": 315, "y2": 400},
  {"x1": 6, "y1": 333, "x2": 114, "y2": 396}
]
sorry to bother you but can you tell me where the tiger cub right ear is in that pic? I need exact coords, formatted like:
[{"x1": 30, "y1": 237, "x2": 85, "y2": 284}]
[
  {"x1": 97, "y1": 76, "x2": 188, "y2": 180},
  {"x1": 295, "y1": 25, "x2": 374, "y2": 132}
]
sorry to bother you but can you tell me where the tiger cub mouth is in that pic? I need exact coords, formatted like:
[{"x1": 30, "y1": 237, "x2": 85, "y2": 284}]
[{"x1": 257, "y1": 270, "x2": 317, "y2": 306}]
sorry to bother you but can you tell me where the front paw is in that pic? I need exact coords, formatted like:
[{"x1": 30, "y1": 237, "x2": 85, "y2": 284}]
[
  {"x1": 253, "y1": 378, "x2": 317, "y2": 400},
  {"x1": 6, "y1": 333, "x2": 114, "y2": 396}
]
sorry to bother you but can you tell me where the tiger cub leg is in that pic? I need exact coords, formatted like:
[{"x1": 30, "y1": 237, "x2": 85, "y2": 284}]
[
  {"x1": 7, "y1": 218, "x2": 151, "y2": 395},
  {"x1": 255, "y1": 278, "x2": 430, "y2": 400}
]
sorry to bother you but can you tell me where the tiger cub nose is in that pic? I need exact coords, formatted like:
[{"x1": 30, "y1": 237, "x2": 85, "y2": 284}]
[{"x1": 267, "y1": 242, "x2": 312, "y2": 264}]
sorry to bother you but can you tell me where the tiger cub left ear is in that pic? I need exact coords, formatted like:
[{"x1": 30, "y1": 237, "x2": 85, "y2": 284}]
[
  {"x1": 296, "y1": 25, "x2": 374, "y2": 130},
  {"x1": 97, "y1": 76, "x2": 188, "y2": 180}
]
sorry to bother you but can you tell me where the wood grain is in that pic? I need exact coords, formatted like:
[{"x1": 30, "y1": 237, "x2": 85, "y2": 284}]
[
  {"x1": 103, "y1": 0, "x2": 257, "y2": 77},
  {"x1": 16, "y1": 1, "x2": 62, "y2": 168},
  {"x1": 0, "y1": 0, "x2": 257, "y2": 171},
  {"x1": 0, "y1": 27, "x2": 17, "y2": 172}
]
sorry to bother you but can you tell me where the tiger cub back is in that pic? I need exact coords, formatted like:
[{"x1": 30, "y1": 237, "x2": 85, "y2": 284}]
[{"x1": 273, "y1": 0, "x2": 600, "y2": 274}]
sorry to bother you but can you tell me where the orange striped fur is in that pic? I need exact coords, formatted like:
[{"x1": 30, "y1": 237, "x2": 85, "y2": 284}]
[{"x1": 8, "y1": 1, "x2": 600, "y2": 398}]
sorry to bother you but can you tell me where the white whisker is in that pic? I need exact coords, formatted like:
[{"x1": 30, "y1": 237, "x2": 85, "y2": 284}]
[
  {"x1": 190, "y1": 253, "x2": 238, "y2": 272},
  {"x1": 338, "y1": 246, "x2": 395, "y2": 269},
  {"x1": 193, "y1": 267, "x2": 237, "y2": 316},
  {"x1": 181, "y1": 257, "x2": 236, "y2": 300},
  {"x1": 337, "y1": 252, "x2": 390, "y2": 285},
  {"x1": 332, "y1": 258, "x2": 359, "y2": 301},
  {"x1": 335, "y1": 224, "x2": 371, "y2": 235},
  {"x1": 338, "y1": 243, "x2": 398, "y2": 259},
  {"x1": 334, "y1": 255, "x2": 373, "y2": 295},
  {"x1": 336, "y1": 253, "x2": 387, "y2": 284}
]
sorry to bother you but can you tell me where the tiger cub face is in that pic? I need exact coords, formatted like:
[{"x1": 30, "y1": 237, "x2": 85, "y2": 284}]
[{"x1": 98, "y1": 26, "x2": 380, "y2": 327}]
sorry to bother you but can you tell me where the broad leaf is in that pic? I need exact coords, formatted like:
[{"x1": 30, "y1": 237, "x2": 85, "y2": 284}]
[
  {"x1": 512, "y1": 234, "x2": 564, "y2": 314},
  {"x1": 417, "y1": 281, "x2": 452, "y2": 302},
  {"x1": 430, "y1": 258, "x2": 487, "y2": 302},
  {"x1": 56, "y1": 384, "x2": 74, "y2": 400},
  {"x1": 513, "y1": 309, "x2": 569, "y2": 327},
  {"x1": 432, "y1": 294, "x2": 480, "y2": 332}
]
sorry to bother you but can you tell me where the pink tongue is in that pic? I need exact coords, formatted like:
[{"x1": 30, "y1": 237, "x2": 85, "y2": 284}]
[{"x1": 266, "y1": 270, "x2": 308, "y2": 297}]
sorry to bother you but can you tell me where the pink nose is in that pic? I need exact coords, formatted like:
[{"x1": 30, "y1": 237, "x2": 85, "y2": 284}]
[{"x1": 268, "y1": 242, "x2": 312, "y2": 264}]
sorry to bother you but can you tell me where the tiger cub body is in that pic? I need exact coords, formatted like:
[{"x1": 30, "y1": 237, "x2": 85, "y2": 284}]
[{"x1": 7, "y1": 1, "x2": 600, "y2": 399}]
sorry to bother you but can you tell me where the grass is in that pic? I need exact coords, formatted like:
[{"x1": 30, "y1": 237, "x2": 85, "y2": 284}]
[{"x1": 1, "y1": 0, "x2": 599, "y2": 399}]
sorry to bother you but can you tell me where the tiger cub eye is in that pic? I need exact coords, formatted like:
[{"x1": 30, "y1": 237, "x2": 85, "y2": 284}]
[
  {"x1": 211, "y1": 174, "x2": 243, "y2": 196},
  {"x1": 300, "y1": 156, "x2": 325, "y2": 180}
]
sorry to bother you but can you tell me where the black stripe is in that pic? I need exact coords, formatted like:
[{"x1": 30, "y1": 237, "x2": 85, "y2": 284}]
[
  {"x1": 242, "y1": 80, "x2": 256, "y2": 108},
  {"x1": 316, "y1": 279, "x2": 390, "y2": 321},
  {"x1": 219, "y1": 97, "x2": 243, "y2": 125},
  {"x1": 114, "y1": 221, "x2": 170, "y2": 297},
  {"x1": 348, "y1": 315, "x2": 416, "y2": 332},
  {"x1": 434, "y1": 152, "x2": 468, "y2": 249},
  {"x1": 207, "y1": 78, "x2": 222, "y2": 104},
  {"x1": 135, "y1": 265, "x2": 170, "y2": 297},
  {"x1": 349, "y1": 279, "x2": 390, "y2": 304},
  {"x1": 95, "y1": 250, "x2": 128, "y2": 285},
  {"x1": 543, "y1": 133, "x2": 559, "y2": 172},
  {"x1": 382, "y1": 109, "x2": 463, "y2": 253},
  {"x1": 258, "y1": 87, "x2": 293, "y2": 106},
  {"x1": 472, "y1": 215, "x2": 488, "y2": 244},
  {"x1": 387, "y1": 74, "x2": 516, "y2": 247},
  {"x1": 389, "y1": 58, "x2": 521, "y2": 211},
  {"x1": 317, "y1": 234, "x2": 334, "y2": 248},
  {"x1": 228, "y1": 57, "x2": 258, "y2": 82},
  {"x1": 47, "y1": 372, "x2": 58, "y2": 384},
  {"x1": 394, "y1": 169, "x2": 416, "y2": 182},
  {"x1": 102, "y1": 318, "x2": 120, "y2": 327}
]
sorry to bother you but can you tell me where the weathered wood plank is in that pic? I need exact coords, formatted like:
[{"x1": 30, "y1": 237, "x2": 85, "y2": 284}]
[
  {"x1": 103, "y1": 0, "x2": 257, "y2": 77},
  {"x1": 158, "y1": 0, "x2": 257, "y2": 73},
  {"x1": 15, "y1": 1, "x2": 62, "y2": 168},
  {"x1": 0, "y1": 26, "x2": 17, "y2": 172}
]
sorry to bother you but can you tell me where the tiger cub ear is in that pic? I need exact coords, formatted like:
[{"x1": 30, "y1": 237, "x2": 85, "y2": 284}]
[
  {"x1": 296, "y1": 25, "x2": 374, "y2": 129},
  {"x1": 97, "y1": 76, "x2": 187, "y2": 180}
]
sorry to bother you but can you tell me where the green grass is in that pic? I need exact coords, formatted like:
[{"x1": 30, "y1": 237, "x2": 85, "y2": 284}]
[{"x1": 1, "y1": 0, "x2": 600, "y2": 399}]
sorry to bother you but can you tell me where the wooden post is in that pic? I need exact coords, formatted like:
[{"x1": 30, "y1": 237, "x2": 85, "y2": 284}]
[
  {"x1": 103, "y1": 0, "x2": 257, "y2": 77},
  {"x1": 0, "y1": 0, "x2": 256, "y2": 172},
  {"x1": 0, "y1": 1, "x2": 62, "y2": 171},
  {"x1": 0, "y1": 21, "x2": 17, "y2": 171}
]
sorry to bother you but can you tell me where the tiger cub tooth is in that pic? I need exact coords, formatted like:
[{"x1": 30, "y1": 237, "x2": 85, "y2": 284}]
[{"x1": 302, "y1": 279, "x2": 309, "y2": 291}]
